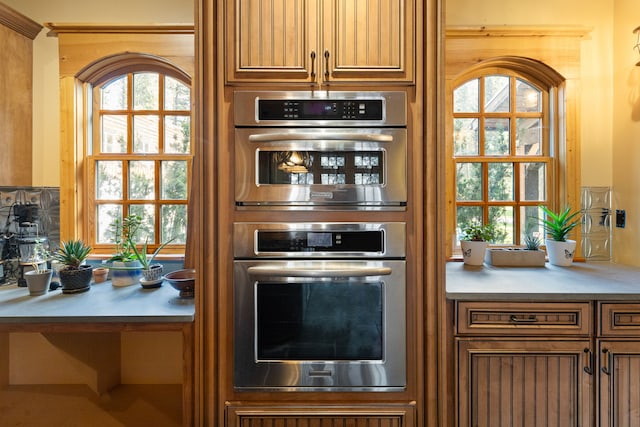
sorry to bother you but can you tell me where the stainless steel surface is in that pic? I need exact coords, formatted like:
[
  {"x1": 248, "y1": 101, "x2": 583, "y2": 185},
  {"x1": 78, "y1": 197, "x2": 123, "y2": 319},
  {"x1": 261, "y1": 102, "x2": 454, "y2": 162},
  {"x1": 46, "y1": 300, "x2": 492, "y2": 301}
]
[
  {"x1": 234, "y1": 90, "x2": 408, "y2": 210},
  {"x1": 234, "y1": 127, "x2": 407, "y2": 209},
  {"x1": 234, "y1": 91, "x2": 406, "y2": 127},
  {"x1": 233, "y1": 222, "x2": 406, "y2": 258},
  {"x1": 233, "y1": 259, "x2": 406, "y2": 392}
]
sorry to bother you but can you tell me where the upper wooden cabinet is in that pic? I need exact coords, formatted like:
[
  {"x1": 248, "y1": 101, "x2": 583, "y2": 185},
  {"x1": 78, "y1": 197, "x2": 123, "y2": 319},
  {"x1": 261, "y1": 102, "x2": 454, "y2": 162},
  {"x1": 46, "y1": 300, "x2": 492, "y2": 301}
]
[
  {"x1": 225, "y1": 0, "x2": 415, "y2": 85},
  {"x1": 0, "y1": 3, "x2": 42, "y2": 186}
]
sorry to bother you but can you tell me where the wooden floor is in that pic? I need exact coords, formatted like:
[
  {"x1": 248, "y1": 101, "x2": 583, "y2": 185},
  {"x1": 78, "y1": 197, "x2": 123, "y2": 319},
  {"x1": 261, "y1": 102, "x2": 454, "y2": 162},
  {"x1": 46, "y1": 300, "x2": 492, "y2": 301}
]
[{"x1": 0, "y1": 384, "x2": 182, "y2": 427}]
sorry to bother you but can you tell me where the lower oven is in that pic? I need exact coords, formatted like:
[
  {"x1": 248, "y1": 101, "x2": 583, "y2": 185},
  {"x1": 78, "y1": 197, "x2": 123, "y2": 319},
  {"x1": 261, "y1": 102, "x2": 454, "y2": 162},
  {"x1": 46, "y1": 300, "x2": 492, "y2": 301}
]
[{"x1": 233, "y1": 222, "x2": 406, "y2": 392}]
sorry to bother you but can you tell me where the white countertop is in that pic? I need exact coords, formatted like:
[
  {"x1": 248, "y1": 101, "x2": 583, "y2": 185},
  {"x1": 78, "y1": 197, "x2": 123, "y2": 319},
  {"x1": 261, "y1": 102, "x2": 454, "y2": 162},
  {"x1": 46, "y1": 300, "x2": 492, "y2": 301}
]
[
  {"x1": 446, "y1": 261, "x2": 640, "y2": 301},
  {"x1": 0, "y1": 280, "x2": 195, "y2": 324}
]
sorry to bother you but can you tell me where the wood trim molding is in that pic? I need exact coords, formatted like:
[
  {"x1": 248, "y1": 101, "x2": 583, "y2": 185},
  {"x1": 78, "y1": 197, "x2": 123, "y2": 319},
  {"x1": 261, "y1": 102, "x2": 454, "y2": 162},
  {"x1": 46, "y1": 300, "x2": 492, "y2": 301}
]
[
  {"x1": 45, "y1": 23, "x2": 194, "y2": 36},
  {"x1": 0, "y1": 2, "x2": 42, "y2": 40},
  {"x1": 446, "y1": 25, "x2": 592, "y2": 39}
]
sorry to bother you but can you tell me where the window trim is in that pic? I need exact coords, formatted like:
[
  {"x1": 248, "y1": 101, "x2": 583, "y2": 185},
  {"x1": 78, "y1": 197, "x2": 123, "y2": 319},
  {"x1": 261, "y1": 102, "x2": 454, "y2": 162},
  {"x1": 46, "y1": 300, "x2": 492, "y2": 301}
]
[
  {"x1": 49, "y1": 24, "x2": 194, "y2": 250},
  {"x1": 444, "y1": 51, "x2": 580, "y2": 259},
  {"x1": 86, "y1": 69, "x2": 192, "y2": 255},
  {"x1": 450, "y1": 67, "x2": 557, "y2": 251}
]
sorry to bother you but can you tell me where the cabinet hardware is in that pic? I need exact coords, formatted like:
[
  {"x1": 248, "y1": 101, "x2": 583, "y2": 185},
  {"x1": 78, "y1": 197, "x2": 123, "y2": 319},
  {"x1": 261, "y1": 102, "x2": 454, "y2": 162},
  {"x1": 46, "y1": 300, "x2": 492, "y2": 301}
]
[
  {"x1": 324, "y1": 50, "x2": 330, "y2": 80},
  {"x1": 509, "y1": 314, "x2": 538, "y2": 323},
  {"x1": 310, "y1": 51, "x2": 316, "y2": 78},
  {"x1": 601, "y1": 348, "x2": 611, "y2": 375},
  {"x1": 583, "y1": 348, "x2": 593, "y2": 375}
]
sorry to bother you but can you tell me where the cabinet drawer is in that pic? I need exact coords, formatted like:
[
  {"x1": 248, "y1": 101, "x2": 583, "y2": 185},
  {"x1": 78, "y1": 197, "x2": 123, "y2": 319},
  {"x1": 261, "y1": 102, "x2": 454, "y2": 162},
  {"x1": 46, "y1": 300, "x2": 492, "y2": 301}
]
[
  {"x1": 599, "y1": 303, "x2": 640, "y2": 336},
  {"x1": 457, "y1": 301, "x2": 592, "y2": 336}
]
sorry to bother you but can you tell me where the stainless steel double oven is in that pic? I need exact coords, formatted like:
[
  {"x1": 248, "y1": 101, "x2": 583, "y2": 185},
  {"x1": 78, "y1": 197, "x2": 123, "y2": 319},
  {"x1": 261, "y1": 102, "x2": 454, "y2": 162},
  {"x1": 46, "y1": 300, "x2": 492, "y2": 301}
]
[{"x1": 232, "y1": 91, "x2": 408, "y2": 392}]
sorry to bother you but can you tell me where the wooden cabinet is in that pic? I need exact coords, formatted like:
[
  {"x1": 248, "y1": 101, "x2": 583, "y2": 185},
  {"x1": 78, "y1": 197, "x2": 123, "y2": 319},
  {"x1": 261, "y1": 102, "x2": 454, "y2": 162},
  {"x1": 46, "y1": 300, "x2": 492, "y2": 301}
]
[
  {"x1": 224, "y1": 0, "x2": 415, "y2": 85},
  {"x1": 456, "y1": 301, "x2": 640, "y2": 427},
  {"x1": 226, "y1": 404, "x2": 415, "y2": 427},
  {"x1": 455, "y1": 301, "x2": 594, "y2": 427},
  {"x1": 0, "y1": 4, "x2": 42, "y2": 186},
  {"x1": 457, "y1": 339, "x2": 593, "y2": 427},
  {"x1": 598, "y1": 303, "x2": 640, "y2": 426}
]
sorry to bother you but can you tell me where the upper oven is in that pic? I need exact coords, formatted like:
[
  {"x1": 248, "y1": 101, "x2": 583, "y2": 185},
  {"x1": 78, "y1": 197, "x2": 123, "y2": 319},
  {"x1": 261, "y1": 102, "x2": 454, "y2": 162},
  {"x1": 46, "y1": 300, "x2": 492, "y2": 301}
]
[{"x1": 234, "y1": 91, "x2": 407, "y2": 210}]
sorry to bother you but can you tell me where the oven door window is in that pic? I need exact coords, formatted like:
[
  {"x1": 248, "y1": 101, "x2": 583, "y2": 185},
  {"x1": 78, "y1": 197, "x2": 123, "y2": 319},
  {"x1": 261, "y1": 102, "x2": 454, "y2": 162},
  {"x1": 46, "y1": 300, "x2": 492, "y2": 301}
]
[
  {"x1": 257, "y1": 150, "x2": 384, "y2": 185},
  {"x1": 256, "y1": 281, "x2": 383, "y2": 361}
]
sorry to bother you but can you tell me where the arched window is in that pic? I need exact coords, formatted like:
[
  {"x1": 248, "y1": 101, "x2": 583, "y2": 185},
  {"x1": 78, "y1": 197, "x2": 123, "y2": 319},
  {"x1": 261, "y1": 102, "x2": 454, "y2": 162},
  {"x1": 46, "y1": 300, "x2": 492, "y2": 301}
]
[
  {"x1": 81, "y1": 55, "x2": 192, "y2": 254},
  {"x1": 447, "y1": 59, "x2": 565, "y2": 255}
]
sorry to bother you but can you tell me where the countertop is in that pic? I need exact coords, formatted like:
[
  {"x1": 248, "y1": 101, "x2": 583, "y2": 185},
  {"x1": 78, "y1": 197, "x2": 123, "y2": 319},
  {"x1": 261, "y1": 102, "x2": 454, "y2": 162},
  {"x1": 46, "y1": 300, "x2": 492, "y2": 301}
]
[
  {"x1": 446, "y1": 261, "x2": 640, "y2": 301},
  {"x1": 0, "y1": 280, "x2": 195, "y2": 324}
]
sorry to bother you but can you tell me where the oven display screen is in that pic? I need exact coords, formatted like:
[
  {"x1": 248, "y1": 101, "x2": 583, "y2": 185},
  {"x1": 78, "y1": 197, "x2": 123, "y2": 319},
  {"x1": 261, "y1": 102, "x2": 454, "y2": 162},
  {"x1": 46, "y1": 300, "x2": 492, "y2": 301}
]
[
  {"x1": 302, "y1": 101, "x2": 336, "y2": 116},
  {"x1": 307, "y1": 232, "x2": 332, "y2": 248}
]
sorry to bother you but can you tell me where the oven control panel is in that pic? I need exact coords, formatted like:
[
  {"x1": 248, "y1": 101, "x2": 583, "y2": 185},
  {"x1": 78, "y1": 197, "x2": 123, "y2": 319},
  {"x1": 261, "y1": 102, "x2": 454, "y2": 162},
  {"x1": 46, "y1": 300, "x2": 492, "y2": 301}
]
[
  {"x1": 233, "y1": 222, "x2": 406, "y2": 259},
  {"x1": 257, "y1": 230, "x2": 384, "y2": 253},
  {"x1": 258, "y1": 99, "x2": 383, "y2": 121}
]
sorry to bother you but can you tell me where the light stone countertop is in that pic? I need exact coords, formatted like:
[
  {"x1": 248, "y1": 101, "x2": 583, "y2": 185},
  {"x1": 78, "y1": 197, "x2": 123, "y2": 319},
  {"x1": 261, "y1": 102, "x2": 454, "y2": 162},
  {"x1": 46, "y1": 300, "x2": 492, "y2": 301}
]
[
  {"x1": 0, "y1": 279, "x2": 195, "y2": 324},
  {"x1": 446, "y1": 261, "x2": 640, "y2": 301}
]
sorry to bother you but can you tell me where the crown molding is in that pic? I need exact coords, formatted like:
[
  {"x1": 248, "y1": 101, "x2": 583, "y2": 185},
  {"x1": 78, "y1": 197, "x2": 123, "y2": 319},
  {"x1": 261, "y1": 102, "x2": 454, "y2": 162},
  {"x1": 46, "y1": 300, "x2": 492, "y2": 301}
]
[
  {"x1": 0, "y1": 3, "x2": 43, "y2": 40},
  {"x1": 446, "y1": 25, "x2": 592, "y2": 39},
  {"x1": 45, "y1": 23, "x2": 194, "y2": 37}
]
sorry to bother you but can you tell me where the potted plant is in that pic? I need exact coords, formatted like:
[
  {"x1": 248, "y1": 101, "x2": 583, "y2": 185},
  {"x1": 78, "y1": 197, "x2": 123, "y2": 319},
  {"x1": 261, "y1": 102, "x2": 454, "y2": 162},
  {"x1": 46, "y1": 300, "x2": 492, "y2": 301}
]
[
  {"x1": 106, "y1": 214, "x2": 144, "y2": 287},
  {"x1": 459, "y1": 221, "x2": 496, "y2": 266},
  {"x1": 51, "y1": 240, "x2": 93, "y2": 294},
  {"x1": 129, "y1": 236, "x2": 175, "y2": 288},
  {"x1": 24, "y1": 241, "x2": 52, "y2": 296},
  {"x1": 539, "y1": 205, "x2": 582, "y2": 266}
]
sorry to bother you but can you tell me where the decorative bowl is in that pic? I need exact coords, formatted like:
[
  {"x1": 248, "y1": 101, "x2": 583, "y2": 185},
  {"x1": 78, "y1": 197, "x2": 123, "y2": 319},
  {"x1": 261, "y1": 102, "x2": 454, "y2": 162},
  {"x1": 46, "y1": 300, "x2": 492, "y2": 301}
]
[{"x1": 164, "y1": 269, "x2": 196, "y2": 298}]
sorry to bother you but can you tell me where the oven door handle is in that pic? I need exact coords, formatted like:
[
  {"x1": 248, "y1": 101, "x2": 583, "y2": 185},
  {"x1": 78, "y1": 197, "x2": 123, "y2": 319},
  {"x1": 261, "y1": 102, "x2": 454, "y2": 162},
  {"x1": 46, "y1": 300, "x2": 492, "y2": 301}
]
[
  {"x1": 246, "y1": 265, "x2": 393, "y2": 277},
  {"x1": 248, "y1": 132, "x2": 393, "y2": 143}
]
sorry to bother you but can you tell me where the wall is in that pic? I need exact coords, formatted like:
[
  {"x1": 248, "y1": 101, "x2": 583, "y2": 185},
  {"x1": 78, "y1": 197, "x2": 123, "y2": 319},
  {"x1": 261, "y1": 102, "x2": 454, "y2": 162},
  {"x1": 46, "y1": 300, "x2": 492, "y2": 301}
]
[
  {"x1": 612, "y1": 0, "x2": 640, "y2": 265},
  {"x1": 1, "y1": 0, "x2": 194, "y2": 187},
  {"x1": 446, "y1": 0, "x2": 640, "y2": 264}
]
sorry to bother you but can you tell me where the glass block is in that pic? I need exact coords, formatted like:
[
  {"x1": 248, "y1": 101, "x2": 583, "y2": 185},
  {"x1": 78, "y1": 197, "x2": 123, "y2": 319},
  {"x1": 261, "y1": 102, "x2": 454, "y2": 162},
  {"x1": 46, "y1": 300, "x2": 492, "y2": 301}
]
[
  {"x1": 581, "y1": 235, "x2": 611, "y2": 260},
  {"x1": 581, "y1": 186, "x2": 611, "y2": 210},
  {"x1": 582, "y1": 210, "x2": 611, "y2": 235}
]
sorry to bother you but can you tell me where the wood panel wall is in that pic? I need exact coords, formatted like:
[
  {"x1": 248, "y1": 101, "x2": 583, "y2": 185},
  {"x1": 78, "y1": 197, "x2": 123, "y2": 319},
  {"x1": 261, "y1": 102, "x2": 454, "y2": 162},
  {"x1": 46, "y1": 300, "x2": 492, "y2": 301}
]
[{"x1": 0, "y1": 3, "x2": 42, "y2": 186}]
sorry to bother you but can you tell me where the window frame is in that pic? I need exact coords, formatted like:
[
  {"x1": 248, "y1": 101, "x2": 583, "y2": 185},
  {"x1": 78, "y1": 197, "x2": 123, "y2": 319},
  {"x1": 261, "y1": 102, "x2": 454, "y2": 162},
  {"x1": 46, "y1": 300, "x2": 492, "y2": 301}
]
[
  {"x1": 86, "y1": 69, "x2": 192, "y2": 255},
  {"x1": 50, "y1": 24, "x2": 194, "y2": 257},
  {"x1": 450, "y1": 68, "x2": 556, "y2": 250}
]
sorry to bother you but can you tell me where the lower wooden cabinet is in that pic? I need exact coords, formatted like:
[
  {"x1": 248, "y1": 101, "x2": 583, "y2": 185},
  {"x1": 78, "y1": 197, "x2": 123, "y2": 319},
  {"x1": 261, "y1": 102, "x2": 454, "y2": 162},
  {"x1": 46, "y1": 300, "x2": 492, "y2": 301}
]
[
  {"x1": 457, "y1": 338, "x2": 593, "y2": 427},
  {"x1": 226, "y1": 404, "x2": 415, "y2": 427},
  {"x1": 454, "y1": 301, "x2": 640, "y2": 427}
]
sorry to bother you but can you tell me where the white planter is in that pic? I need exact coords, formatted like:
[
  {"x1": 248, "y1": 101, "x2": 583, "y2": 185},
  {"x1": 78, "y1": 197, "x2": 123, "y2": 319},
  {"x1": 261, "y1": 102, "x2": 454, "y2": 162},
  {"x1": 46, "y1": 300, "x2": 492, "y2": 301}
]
[
  {"x1": 485, "y1": 248, "x2": 546, "y2": 267},
  {"x1": 545, "y1": 239, "x2": 576, "y2": 267},
  {"x1": 25, "y1": 269, "x2": 53, "y2": 296},
  {"x1": 460, "y1": 240, "x2": 488, "y2": 266},
  {"x1": 111, "y1": 260, "x2": 143, "y2": 287}
]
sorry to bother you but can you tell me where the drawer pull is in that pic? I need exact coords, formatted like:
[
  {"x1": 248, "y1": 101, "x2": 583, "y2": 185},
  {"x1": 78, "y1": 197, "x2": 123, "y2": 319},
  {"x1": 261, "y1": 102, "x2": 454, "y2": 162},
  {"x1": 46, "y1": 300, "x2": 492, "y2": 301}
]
[
  {"x1": 509, "y1": 314, "x2": 538, "y2": 323},
  {"x1": 584, "y1": 348, "x2": 593, "y2": 375},
  {"x1": 601, "y1": 348, "x2": 611, "y2": 375}
]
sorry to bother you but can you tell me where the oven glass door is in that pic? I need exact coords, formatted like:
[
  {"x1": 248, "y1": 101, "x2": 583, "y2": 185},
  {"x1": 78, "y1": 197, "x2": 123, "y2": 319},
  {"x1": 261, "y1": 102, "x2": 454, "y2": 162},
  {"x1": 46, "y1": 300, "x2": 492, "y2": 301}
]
[
  {"x1": 257, "y1": 281, "x2": 383, "y2": 361},
  {"x1": 233, "y1": 260, "x2": 406, "y2": 391},
  {"x1": 234, "y1": 128, "x2": 407, "y2": 208}
]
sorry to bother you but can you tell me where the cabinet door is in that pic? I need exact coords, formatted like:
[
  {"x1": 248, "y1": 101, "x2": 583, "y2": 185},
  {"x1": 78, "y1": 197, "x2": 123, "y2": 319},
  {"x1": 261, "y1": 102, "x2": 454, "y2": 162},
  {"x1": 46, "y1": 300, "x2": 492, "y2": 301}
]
[
  {"x1": 598, "y1": 340, "x2": 640, "y2": 427},
  {"x1": 225, "y1": 0, "x2": 319, "y2": 83},
  {"x1": 322, "y1": 0, "x2": 414, "y2": 84},
  {"x1": 457, "y1": 339, "x2": 593, "y2": 427}
]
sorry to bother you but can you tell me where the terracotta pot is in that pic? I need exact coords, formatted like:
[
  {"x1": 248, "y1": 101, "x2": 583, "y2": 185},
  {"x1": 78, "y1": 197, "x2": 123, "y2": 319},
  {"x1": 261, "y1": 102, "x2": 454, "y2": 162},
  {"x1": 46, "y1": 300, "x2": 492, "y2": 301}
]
[{"x1": 92, "y1": 267, "x2": 109, "y2": 283}]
